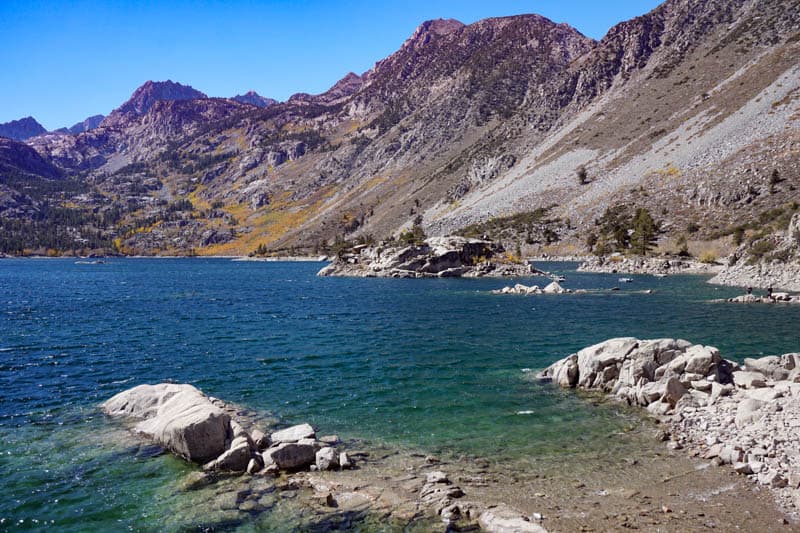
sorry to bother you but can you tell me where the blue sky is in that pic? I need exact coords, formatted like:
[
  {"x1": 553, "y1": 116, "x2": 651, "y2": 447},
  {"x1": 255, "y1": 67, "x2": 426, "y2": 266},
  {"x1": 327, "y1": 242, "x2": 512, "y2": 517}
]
[{"x1": 1, "y1": 0, "x2": 663, "y2": 130}]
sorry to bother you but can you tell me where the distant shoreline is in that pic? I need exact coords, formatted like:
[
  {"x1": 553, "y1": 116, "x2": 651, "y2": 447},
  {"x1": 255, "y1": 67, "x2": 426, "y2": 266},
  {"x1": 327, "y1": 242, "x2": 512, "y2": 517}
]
[{"x1": 1, "y1": 254, "x2": 328, "y2": 261}]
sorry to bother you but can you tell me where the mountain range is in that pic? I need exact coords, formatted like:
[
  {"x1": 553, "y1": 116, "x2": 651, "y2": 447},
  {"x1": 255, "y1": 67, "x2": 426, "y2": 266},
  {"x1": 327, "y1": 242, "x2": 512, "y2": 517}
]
[{"x1": 0, "y1": 0, "x2": 798, "y2": 259}]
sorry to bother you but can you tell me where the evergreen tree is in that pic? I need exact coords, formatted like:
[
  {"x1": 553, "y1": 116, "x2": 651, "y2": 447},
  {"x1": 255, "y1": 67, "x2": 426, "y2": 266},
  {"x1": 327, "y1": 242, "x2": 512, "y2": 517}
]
[{"x1": 631, "y1": 208, "x2": 658, "y2": 256}]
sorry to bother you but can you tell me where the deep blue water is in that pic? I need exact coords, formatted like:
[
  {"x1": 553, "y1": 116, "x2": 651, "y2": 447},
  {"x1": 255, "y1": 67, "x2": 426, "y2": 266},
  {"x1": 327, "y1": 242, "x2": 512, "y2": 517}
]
[{"x1": 1, "y1": 258, "x2": 798, "y2": 530}]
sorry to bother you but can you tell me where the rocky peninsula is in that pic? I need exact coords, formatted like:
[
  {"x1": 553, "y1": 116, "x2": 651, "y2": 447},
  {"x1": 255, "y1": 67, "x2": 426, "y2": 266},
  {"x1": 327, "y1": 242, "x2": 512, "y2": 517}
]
[
  {"x1": 317, "y1": 236, "x2": 538, "y2": 278},
  {"x1": 578, "y1": 255, "x2": 720, "y2": 275},
  {"x1": 539, "y1": 337, "x2": 800, "y2": 515}
]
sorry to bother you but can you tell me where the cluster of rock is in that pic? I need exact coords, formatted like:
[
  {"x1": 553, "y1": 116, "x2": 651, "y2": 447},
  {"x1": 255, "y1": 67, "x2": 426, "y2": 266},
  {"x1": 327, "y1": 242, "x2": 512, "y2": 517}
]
[
  {"x1": 419, "y1": 470, "x2": 467, "y2": 522},
  {"x1": 491, "y1": 281, "x2": 575, "y2": 295},
  {"x1": 711, "y1": 213, "x2": 800, "y2": 292},
  {"x1": 726, "y1": 292, "x2": 800, "y2": 304},
  {"x1": 102, "y1": 384, "x2": 351, "y2": 475},
  {"x1": 317, "y1": 236, "x2": 537, "y2": 278},
  {"x1": 578, "y1": 255, "x2": 719, "y2": 275},
  {"x1": 539, "y1": 338, "x2": 800, "y2": 511}
]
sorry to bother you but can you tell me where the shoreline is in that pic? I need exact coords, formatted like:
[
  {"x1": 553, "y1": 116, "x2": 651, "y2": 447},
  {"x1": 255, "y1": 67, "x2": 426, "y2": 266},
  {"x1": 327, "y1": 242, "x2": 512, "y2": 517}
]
[
  {"x1": 539, "y1": 337, "x2": 800, "y2": 521},
  {"x1": 101, "y1": 380, "x2": 795, "y2": 531},
  {"x1": 0, "y1": 254, "x2": 327, "y2": 261}
]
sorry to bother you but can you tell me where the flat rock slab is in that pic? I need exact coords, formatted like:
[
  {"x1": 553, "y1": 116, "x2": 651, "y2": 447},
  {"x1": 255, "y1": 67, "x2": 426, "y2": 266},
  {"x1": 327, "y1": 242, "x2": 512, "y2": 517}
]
[
  {"x1": 479, "y1": 504, "x2": 548, "y2": 533},
  {"x1": 271, "y1": 423, "x2": 315, "y2": 444}
]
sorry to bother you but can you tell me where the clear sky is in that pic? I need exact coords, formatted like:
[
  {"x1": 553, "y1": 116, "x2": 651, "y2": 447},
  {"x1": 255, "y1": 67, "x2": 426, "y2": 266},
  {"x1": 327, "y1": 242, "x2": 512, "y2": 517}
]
[{"x1": 0, "y1": 0, "x2": 663, "y2": 130}]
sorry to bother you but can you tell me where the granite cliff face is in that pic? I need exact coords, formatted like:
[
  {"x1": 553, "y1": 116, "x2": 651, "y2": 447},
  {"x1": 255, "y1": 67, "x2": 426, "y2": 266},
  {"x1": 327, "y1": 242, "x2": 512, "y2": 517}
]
[
  {"x1": 2, "y1": 0, "x2": 799, "y2": 258},
  {"x1": 66, "y1": 114, "x2": 105, "y2": 134}
]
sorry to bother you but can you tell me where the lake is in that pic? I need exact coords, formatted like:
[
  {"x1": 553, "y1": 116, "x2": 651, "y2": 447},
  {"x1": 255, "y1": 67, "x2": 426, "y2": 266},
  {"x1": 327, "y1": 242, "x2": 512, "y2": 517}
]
[{"x1": 1, "y1": 258, "x2": 798, "y2": 530}]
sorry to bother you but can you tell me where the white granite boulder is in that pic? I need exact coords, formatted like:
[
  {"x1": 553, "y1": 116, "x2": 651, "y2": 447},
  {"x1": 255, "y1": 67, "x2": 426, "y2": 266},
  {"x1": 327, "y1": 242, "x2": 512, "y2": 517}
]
[
  {"x1": 271, "y1": 423, "x2": 315, "y2": 444},
  {"x1": 103, "y1": 383, "x2": 231, "y2": 463},
  {"x1": 264, "y1": 442, "x2": 317, "y2": 470}
]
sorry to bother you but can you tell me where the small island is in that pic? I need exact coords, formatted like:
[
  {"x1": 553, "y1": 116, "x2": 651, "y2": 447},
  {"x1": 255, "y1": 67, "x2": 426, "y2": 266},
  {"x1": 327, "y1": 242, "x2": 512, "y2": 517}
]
[{"x1": 317, "y1": 236, "x2": 539, "y2": 278}]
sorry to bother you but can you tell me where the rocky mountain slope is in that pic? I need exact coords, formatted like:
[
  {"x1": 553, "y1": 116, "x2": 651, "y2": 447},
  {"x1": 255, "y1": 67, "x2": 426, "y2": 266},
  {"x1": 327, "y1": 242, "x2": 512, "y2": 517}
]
[
  {"x1": 1, "y1": 0, "x2": 798, "y2": 259},
  {"x1": 0, "y1": 116, "x2": 47, "y2": 141},
  {"x1": 65, "y1": 114, "x2": 105, "y2": 134}
]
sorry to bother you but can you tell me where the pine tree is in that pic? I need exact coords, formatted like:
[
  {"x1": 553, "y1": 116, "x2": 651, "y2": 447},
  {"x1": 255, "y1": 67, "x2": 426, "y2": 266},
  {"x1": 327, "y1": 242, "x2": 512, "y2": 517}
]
[{"x1": 631, "y1": 208, "x2": 658, "y2": 256}]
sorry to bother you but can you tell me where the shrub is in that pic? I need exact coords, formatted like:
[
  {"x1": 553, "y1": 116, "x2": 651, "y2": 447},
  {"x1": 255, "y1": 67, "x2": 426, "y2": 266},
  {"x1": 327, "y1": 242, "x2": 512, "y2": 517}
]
[
  {"x1": 698, "y1": 251, "x2": 718, "y2": 264},
  {"x1": 747, "y1": 239, "x2": 776, "y2": 264},
  {"x1": 398, "y1": 224, "x2": 426, "y2": 246},
  {"x1": 732, "y1": 227, "x2": 745, "y2": 246}
]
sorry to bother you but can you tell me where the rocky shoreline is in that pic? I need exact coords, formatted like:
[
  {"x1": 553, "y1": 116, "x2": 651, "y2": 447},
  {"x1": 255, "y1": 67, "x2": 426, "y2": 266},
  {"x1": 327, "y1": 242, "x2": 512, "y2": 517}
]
[
  {"x1": 103, "y1": 383, "x2": 550, "y2": 531},
  {"x1": 538, "y1": 337, "x2": 800, "y2": 516},
  {"x1": 318, "y1": 236, "x2": 539, "y2": 278},
  {"x1": 102, "y1": 377, "x2": 797, "y2": 531},
  {"x1": 710, "y1": 260, "x2": 800, "y2": 292},
  {"x1": 724, "y1": 292, "x2": 800, "y2": 304},
  {"x1": 709, "y1": 213, "x2": 800, "y2": 292},
  {"x1": 578, "y1": 255, "x2": 720, "y2": 275}
]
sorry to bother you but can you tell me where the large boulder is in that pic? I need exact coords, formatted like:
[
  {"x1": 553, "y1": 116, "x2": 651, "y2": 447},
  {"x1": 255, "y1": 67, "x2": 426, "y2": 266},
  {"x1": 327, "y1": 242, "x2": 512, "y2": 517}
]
[
  {"x1": 576, "y1": 337, "x2": 639, "y2": 389},
  {"x1": 264, "y1": 442, "x2": 316, "y2": 470},
  {"x1": 744, "y1": 354, "x2": 800, "y2": 381},
  {"x1": 103, "y1": 383, "x2": 231, "y2": 463},
  {"x1": 206, "y1": 436, "x2": 251, "y2": 472},
  {"x1": 315, "y1": 446, "x2": 339, "y2": 470},
  {"x1": 550, "y1": 354, "x2": 579, "y2": 388},
  {"x1": 684, "y1": 345, "x2": 721, "y2": 375},
  {"x1": 733, "y1": 371, "x2": 767, "y2": 389}
]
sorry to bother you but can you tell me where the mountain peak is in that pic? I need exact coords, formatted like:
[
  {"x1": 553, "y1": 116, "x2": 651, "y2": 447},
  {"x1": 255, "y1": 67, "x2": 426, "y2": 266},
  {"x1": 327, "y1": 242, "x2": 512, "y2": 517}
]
[
  {"x1": 113, "y1": 80, "x2": 207, "y2": 118},
  {"x1": 413, "y1": 18, "x2": 465, "y2": 38},
  {"x1": 0, "y1": 116, "x2": 47, "y2": 141},
  {"x1": 232, "y1": 90, "x2": 278, "y2": 108}
]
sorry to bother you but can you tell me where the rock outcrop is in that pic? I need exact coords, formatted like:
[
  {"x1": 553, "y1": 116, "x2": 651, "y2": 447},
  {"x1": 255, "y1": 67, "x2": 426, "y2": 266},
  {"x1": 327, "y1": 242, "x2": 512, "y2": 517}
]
[
  {"x1": 317, "y1": 236, "x2": 537, "y2": 278},
  {"x1": 491, "y1": 281, "x2": 575, "y2": 295},
  {"x1": 711, "y1": 213, "x2": 800, "y2": 292},
  {"x1": 539, "y1": 339, "x2": 800, "y2": 511},
  {"x1": 103, "y1": 384, "x2": 350, "y2": 474},
  {"x1": 103, "y1": 383, "x2": 231, "y2": 462}
]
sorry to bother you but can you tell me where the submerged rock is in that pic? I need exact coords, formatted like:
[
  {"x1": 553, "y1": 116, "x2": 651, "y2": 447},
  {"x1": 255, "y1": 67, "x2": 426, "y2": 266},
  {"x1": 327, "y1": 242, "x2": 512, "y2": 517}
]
[{"x1": 479, "y1": 504, "x2": 548, "y2": 532}]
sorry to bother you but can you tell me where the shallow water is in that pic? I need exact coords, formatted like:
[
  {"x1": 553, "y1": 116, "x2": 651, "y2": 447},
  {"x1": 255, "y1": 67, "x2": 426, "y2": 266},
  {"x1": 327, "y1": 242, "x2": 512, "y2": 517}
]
[{"x1": 1, "y1": 258, "x2": 798, "y2": 530}]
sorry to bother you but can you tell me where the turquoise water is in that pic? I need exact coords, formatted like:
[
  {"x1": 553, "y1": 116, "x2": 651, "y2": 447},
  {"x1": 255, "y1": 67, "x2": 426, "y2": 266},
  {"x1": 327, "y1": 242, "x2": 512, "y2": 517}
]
[{"x1": 1, "y1": 258, "x2": 799, "y2": 530}]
